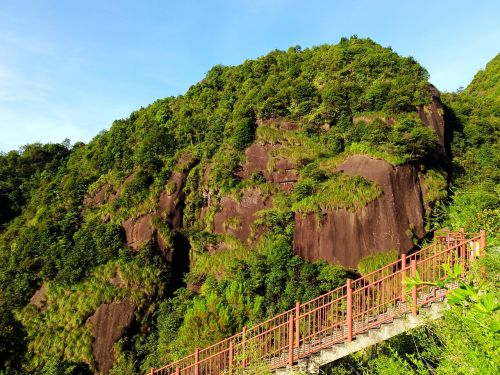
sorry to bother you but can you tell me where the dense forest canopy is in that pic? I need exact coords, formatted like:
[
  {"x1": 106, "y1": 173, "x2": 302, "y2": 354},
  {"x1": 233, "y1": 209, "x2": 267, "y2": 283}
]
[
  {"x1": 441, "y1": 53, "x2": 500, "y2": 233},
  {"x1": 0, "y1": 38, "x2": 498, "y2": 374}
]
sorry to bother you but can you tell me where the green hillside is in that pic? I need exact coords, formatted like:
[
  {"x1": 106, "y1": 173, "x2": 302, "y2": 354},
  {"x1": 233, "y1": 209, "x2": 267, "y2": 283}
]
[
  {"x1": 322, "y1": 53, "x2": 500, "y2": 375},
  {"x1": 0, "y1": 38, "x2": 498, "y2": 374},
  {"x1": 441, "y1": 53, "x2": 499, "y2": 233}
]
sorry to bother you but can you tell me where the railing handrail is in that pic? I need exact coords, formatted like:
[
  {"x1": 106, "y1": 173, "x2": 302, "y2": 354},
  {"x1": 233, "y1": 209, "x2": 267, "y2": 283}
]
[{"x1": 151, "y1": 229, "x2": 486, "y2": 374}]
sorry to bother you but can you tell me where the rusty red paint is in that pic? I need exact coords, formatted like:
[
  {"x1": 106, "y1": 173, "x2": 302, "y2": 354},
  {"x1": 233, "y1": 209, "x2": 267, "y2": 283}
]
[
  {"x1": 346, "y1": 279, "x2": 353, "y2": 342},
  {"x1": 288, "y1": 313, "x2": 294, "y2": 366},
  {"x1": 411, "y1": 259, "x2": 418, "y2": 316},
  {"x1": 400, "y1": 253, "x2": 406, "y2": 302},
  {"x1": 295, "y1": 301, "x2": 300, "y2": 348}
]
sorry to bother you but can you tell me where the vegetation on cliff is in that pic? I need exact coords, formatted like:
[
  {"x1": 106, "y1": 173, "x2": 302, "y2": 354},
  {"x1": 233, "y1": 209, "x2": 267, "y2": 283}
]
[
  {"x1": 440, "y1": 53, "x2": 500, "y2": 238},
  {"x1": 322, "y1": 52, "x2": 500, "y2": 375},
  {"x1": 0, "y1": 39, "x2": 497, "y2": 374}
]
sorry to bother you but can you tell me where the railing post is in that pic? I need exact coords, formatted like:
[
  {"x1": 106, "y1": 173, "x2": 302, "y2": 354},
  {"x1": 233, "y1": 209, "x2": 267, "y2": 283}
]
[
  {"x1": 242, "y1": 326, "x2": 247, "y2": 368},
  {"x1": 479, "y1": 229, "x2": 486, "y2": 258},
  {"x1": 460, "y1": 227, "x2": 466, "y2": 271},
  {"x1": 411, "y1": 259, "x2": 417, "y2": 316},
  {"x1": 288, "y1": 313, "x2": 294, "y2": 367},
  {"x1": 229, "y1": 341, "x2": 234, "y2": 374},
  {"x1": 194, "y1": 347, "x2": 199, "y2": 375},
  {"x1": 346, "y1": 279, "x2": 353, "y2": 342},
  {"x1": 150, "y1": 368, "x2": 154, "y2": 375},
  {"x1": 460, "y1": 227, "x2": 465, "y2": 246},
  {"x1": 175, "y1": 367, "x2": 180, "y2": 375},
  {"x1": 400, "y1": 253, "x2": 406, "y2": 303},
  {"x1": 295, "y1": 301, "x2": 300, "y2": 348}
]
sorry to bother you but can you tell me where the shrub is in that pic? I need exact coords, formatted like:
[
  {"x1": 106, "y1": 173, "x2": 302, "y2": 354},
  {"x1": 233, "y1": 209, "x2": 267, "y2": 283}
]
[
  {"x1": 389, "y1": 117, "x2": 438, "y2": 161},
  {"x1": 357, "y1": 249, "x2": 399, "y2": 275},
  {"x1": 230, "y1": 116, "x2": 257, "y2": 151},
  {"x1": 292, "y1": 173, "x2": 382, "y2": 215}
]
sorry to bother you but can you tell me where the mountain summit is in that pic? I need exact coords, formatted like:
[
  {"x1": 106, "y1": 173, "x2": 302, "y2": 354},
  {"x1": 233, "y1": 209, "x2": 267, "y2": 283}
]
[{"x1": 0, "y1": 38, "x2": 498, "y2": 374}]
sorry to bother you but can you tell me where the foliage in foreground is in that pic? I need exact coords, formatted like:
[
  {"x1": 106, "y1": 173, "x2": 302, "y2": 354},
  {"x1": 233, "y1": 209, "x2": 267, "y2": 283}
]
[{"x1": 323, "y1": 253, "x2": 500, "y2": 375}]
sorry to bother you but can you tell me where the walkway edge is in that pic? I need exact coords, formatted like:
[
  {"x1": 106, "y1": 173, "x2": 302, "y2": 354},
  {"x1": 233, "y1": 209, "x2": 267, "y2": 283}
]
[{"x1": 277, "y1": 302, "x2": 446, "y2": 374}]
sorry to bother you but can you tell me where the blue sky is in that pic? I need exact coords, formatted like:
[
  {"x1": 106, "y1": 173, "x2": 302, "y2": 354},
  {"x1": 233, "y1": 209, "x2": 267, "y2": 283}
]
[{"x1": 0, "y1": 0, "x2": 499, "y2": 152}]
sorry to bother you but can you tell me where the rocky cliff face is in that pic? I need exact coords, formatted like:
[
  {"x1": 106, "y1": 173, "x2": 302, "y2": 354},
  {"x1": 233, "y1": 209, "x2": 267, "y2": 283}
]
[
  {"x1": 237, "y1": 143, "x2": 299, "y2": 194},
  {"x1": 122, "y1": 214, "x2": 154, "y2": 251},
  {"x1": 87, "y1": 299, "x2": 136, "y2": 374},
  {"x1": 208, "y1": 151, "x2": 427, "y2": 268},
  {"x1": 203, "y1": 93, "x2": 446, "y2": 266},
  {"x1": 416, "y1": 85, "x2": 448, "y2": 168},
  {"x1": 112, "y1": 90, "x2": 446, "y2": 267},
  {"x1": 121, "y1": 156, "x2": 195, "y2": 257},
  {"x1": 209, "y1": 139, "x2": 299, "y2": 244},
  {"x1": 81, "y1": 91, "x2": 446, "y2": 373},
  {"x1": 294, "y1": 155, "x2": 425, "y2": 267},
  {"x1": 212, "y1": 189, "x2": 273, "y2": 242},
  {"x1": 417, "y1": 85, "x2": 446, "y2": 150}
]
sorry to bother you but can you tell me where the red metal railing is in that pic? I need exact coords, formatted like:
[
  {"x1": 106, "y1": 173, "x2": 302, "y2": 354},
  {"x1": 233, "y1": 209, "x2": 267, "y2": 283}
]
[{"x1": 151, "y1": 229, "x2": 486, "y2": 375}]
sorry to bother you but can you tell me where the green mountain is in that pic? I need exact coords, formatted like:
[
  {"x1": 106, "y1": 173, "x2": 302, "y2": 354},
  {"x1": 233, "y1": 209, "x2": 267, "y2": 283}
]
[
  {"x1": 0, "y1": 38, "x2": 498, "y2": 374},
  {"x1": 441, "y1": 53, "x2": 499, "y2": 232}
]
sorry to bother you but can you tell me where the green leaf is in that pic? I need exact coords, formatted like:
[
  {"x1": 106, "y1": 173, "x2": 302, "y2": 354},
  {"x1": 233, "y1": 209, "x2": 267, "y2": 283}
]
[
  {"x1": 435, "y1": 280, "x2": 446, "y2": 288},
  {"x1": 414, "y1": 270, "x2": 422, "y2": 284},
  {"x1": 488, "y1": 319, "x2": 500, "y2": 333},
  {"x1": 453, "y1": 263, "x2": 464, "y2": 277},
  {"x1": 474, "y1": 293, "x2": 499, "y2": 314},
  {"x1": 405, "y1": 276, "x2": 416, "y2": 292},
  {"x1": 447, "y1": 288, "x2": 473, "y2": 305}
]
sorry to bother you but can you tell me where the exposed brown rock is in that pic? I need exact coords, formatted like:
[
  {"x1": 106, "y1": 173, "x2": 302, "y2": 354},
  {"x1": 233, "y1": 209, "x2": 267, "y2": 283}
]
[
  {"x1": 123, "y1": 214, "x2": 153, "y2": 251},
  {"x1": 83, "y1": 176, "x2": 130, "y2": 208},
  {"x1": 213, "y1": 189, "x2": 272, "y2": 243},
  {"x1": 122, "y1": 156, "x2": 195, "y2": 252},
  {"x1": 278, "y1": 181, "x2": 295, "y2": 194},
  {"x1": 417, "y1": 85, "x2": 446, "y2": 150},
  {"x1": 238, "y1": 143, "x2": 272, "y2": 178},
  {"x1": 87, "y1": 299, "x2": 135, "y2": 374},
  {"x1": 209, "y1": 137, "x2": 299, "y2": 241},
  {"x1": 83, "y1": 184, "x2": 115, "y2": 207},
  {"x1": 158, "y1": 170, "x2": 187, "y2": 230},
  {"x1": 257, "y1": 117, "x2": 298, "y2": 131},
  {"x1": 237, "y1": 143, "x2": 298, "y2": 192},
  {"x1": 155, "y1": 159, "x2": 196, "y2": 255},
  {"x1": 29, "y1": 284, "x2": 48, "y2": 311},
  {"x1": 293, "y1": 155, "x2": 425, "y2": 268}
]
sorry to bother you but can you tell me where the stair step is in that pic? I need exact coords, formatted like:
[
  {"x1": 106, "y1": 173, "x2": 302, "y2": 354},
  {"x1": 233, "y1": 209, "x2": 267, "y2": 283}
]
[{"x1": 275, "y1": 300, "x2": 447, "y2": 374}]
